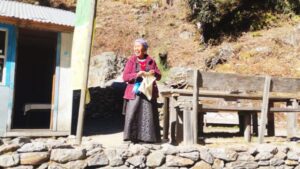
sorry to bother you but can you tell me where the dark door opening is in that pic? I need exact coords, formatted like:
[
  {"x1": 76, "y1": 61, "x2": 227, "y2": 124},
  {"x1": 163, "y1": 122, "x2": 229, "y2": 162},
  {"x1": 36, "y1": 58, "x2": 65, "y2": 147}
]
[{"x1": 12, "y1": 28, "x2": 57, "y2": 129}]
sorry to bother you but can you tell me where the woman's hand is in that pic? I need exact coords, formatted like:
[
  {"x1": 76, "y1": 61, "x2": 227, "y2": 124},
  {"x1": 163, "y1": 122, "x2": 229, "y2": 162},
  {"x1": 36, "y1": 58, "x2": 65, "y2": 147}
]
[
  {"x1": 137, "y1": 71, "x2": 146, "y2": 77},
  {"x1": 149, "y1": 70, "x2": 155, "y2": 75}
]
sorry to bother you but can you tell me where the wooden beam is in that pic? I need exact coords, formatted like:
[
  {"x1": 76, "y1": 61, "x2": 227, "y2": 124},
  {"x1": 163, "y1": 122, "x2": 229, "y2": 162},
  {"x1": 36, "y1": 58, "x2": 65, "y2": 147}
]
[
  {"x1": 183, "y1": 105, "x2": 193, "y2": 145},
  {"x1": 259, "y1": 76, "x2": 271, "y2": 144},
  {"x1": 0, "y1": 16, "x2": 74, "y2": 33}
]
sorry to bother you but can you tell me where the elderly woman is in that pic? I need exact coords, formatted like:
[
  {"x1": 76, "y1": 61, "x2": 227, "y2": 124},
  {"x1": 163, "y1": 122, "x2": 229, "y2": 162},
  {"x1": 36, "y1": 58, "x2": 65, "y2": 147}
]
[{"x1": 122, "y1": 38, "x2": 161, "y2": 143}]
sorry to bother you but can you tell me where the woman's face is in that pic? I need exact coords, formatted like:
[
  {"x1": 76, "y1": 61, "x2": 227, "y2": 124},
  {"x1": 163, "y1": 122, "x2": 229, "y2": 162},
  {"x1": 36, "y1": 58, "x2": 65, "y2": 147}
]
[{"x1": 134, "y1": 42, "x2": 146, "y2": 57}]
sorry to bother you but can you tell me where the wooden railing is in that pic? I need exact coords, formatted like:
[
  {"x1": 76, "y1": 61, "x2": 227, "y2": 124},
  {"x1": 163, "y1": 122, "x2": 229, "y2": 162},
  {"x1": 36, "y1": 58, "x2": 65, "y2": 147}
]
[{"x1": 161, "y1": 70, "x2": 300, "y2": 145}]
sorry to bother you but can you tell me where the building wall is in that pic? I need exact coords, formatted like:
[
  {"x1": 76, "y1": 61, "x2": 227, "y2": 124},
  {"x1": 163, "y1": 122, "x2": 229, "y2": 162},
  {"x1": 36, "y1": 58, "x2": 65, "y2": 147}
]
[{"x1": 0, "y1": 24, "x2": 17, "y2": 136}]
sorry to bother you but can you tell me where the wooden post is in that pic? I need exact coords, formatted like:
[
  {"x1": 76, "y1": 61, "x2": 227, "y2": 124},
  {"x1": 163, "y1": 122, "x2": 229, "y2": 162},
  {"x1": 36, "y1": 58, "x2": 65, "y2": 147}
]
[
  {"x1": 243, "y1": 112, "x2": 251, "y2": 142},
  {"x1": 162, "y1": 97, "x2": 170, "y2": 141},
  {"x1": 258, "y1": 76, "x2": 271, "y2": 144},
  {"x1": 183, "y1": 105, "x2": 192, "y2": 145},
  {"x1": 73, "y1": 0, "x2": 97, "y2": 145},
  {"x1": 287, "y1": 99, "x2": 298, "y2": 140},
  {"x1": 267, "y1": 102, "x2": 275, "y2": 136},
  {"x1": 170, "y1": 96, "x2": 178, "y2": 144},
  {"x1": 252, "y1": 113, "x2": 258, "y2": 136},
  {"x1": 191, "y1": 69, "x2": 199, "y2": 144}
]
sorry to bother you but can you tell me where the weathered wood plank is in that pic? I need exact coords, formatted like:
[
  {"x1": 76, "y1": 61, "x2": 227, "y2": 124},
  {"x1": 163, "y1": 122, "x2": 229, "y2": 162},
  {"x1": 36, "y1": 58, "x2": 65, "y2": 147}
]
[
  {"x1": 259, "y1": 76, "x2": 271, "y2": 144},
  {"x1": 185, "y1": 70, "x2": 300, "y2": 93},
  {"x1": 160, "y1": 89, "x2": 300, "y2": 100},
  {"x1": 163, "y1": 97, "x2": 170, "y2": 140},
  {"x1": 199, "y1": 105, "x2": 300, "y2": 112},
  {"x1": 287, "y1": 99, "x2": 298, "y2": 139}
]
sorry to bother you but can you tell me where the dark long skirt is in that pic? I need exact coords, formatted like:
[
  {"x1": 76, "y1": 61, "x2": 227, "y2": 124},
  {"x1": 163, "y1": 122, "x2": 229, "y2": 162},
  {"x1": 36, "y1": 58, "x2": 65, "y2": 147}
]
[{"x1": 123, "y1": 95, "x2": 161, "y2": 143}]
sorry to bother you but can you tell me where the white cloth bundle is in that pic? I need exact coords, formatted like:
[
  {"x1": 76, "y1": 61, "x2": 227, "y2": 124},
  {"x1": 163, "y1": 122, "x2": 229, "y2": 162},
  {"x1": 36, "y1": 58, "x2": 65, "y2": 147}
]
[{"x1": 138, "y1": 74, "x2": 156, "y2": 100}]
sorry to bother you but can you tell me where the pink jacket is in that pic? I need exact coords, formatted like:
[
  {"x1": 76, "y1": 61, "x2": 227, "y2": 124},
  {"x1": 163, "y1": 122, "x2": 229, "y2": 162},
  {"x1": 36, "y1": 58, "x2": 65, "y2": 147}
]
[{"x1": 123, "y1": 55, "x2": 161, "y2": 100}]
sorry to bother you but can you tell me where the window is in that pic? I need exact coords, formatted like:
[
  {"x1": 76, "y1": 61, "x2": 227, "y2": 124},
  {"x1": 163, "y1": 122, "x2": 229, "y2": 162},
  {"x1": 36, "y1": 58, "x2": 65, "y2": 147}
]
[{"x1": 0, "y1": 30, "x2": 7, "y2": 85}]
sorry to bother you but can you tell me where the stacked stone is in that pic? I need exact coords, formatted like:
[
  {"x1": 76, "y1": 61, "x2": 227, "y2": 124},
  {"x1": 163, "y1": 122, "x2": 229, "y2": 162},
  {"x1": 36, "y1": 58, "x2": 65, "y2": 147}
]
[{"x1": 1, "y1": 137, "x2": 300, "y2": 169}]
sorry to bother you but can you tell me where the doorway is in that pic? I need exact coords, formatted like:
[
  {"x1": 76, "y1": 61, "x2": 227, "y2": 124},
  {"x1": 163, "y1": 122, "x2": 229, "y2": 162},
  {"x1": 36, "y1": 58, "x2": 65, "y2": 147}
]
[{"x1": 12, "y1": 28, "x2": 57, "y2": 129}]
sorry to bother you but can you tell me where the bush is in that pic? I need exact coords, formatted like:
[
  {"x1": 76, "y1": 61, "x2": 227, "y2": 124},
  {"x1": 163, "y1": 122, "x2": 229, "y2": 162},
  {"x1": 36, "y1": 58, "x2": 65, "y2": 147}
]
[{"x1": 189, "y1": 0, "x2": 300, "y2": 43}]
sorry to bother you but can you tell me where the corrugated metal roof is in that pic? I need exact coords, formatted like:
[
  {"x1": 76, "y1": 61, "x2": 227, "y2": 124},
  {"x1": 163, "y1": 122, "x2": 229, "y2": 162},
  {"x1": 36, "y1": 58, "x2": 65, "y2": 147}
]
[{"x1": 0, "y1": 0, "x2": 75, "y2": 27}]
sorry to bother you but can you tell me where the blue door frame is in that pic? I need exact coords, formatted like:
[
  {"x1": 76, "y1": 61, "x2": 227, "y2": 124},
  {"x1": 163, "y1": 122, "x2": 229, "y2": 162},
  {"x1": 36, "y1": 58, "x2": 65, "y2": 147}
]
[{"x1": 0, "y1": 24, "x2": 61, "y2": 133}]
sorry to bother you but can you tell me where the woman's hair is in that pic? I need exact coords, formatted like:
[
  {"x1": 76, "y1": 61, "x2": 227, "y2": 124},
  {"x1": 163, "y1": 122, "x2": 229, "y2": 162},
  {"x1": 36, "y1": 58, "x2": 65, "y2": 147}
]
[{"x1": 135, "y1": 38, "x2": 148, "y2": 50}]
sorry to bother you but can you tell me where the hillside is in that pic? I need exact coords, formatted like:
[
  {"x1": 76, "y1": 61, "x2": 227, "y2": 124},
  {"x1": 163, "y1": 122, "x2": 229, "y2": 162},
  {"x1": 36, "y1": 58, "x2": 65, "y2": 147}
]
[{"x1": 18, "y1": 0, "x2": 300, "y2": 78}]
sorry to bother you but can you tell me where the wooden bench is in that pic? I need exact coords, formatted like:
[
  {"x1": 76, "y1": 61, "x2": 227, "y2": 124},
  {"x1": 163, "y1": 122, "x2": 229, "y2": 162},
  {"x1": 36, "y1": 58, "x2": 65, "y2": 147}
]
[{"x1": 161, "y1": 70, "x2": 300, "y2": 145}]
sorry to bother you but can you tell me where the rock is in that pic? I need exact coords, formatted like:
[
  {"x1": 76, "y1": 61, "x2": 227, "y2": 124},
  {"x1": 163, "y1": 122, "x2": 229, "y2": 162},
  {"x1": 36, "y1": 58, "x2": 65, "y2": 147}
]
[
  {"x1": 88, "y1": 52, "x2": 126, "y2": 88},
  {"x1": 10, "y1": 137, "x2": 31, "y2": 146},
  {"x1": 0, "y1": 154, "x2": 20, "y2": 167},
  {"x1": 50, "y1": 149, "x2": 86, "y2": 163},
  {"x1": 192, "y1": 161, "x2": 212, "y2": 169},
  {"x1": 48, "y1": 162, "x2": 64, "y2": 169},
  {"x1": 255, "y1": 152, "x2": 274, "y2": 161},
  {"x1": 143, "y1": 144, "x2": 161, "y2": 150},
  {"x1": 166, "y1": 155, "x2": 194, "y2": 167},
  {"x1": 0, "y1": 144, "x2": 20, "y2": 155},
  {"x1": 162, "y1": 145, "x2": 180, "y2": 155},
  {"x1": 146, "y1": 151, "x2": 165, "y2": 167},
  {"x1": 179, "y1": 146, "x2": 199, "y2": 153},
  {"x1": 258, "y1": 160, "x2": 270, "y2": 166},
  {"x1": 45, "y1": 139, "x2": 66, "y2": 150},
  {"x1": 270, "y1": 158, "x2": 285, "y2": 166},
  {"x1": 87, "y1": 153, "x2": 109, "y2": 167},
  {"x1": 237, "y1": 152, "x2": 255, "y2": 161},
  {"x1": 82, "y1": 142, "x2": 103, "y2": 152},
  {"x1": 104, "y1": 149, "x2": 124, "y2": 167},
  {"x1": 20, "y1": 152, "x2": 49, "y2": 165},
  {"x1": 8, "y1": 166, "x2": 34, "y2": 169},
  {"x1": 285, "y1": 159, "x2": 299, "y2": 166},
  {"x1": 278, "y1": 146, "x2": 290, "y2": 154},
  {"x1": 275, "y1": 151, "x2": 287, "y2": 160},
  {"x1": 226, "y1": 161, "x2": 258, "y2": 169},
  {"x1": 178, "y1": 152, "x2": 200, "y2": 161},
  {"x1": 128, "y1": 144, "x2": 150, "y2": 156},
  {"x1": 179, "y1": 31, "x2": 194, "y2": 40},
  {"x1": 64, "y1": 160, "x2": 87, "y2": 169},
  {"x1": 212, "y1": 159, "x2": 224, "y2": 169},
  {"x1": 199, "y1": 148, "x2": 214, "y2": 164},
  {"x1": 87, "y1": 147, "x2": 103, "y2": 156},
  {"x1": 257, "y1": 144, "x2": 278, "y2": 154},
  {"x1": 295, "y1": 165, "x2": 300, "y2": 169},
  {"x1": 230, "y1": 145, "x2": 248, "y2": 152},
  {"x1": 209, "y1": 148, "x2": 238, "y2": 162},
  {"x1": 287, "y1": 151, "x2": 300, "y2": 161},
  {"x1": 37, "y1": 163, "x2": 48, "y2": 169},
  {"x1": 248, "y1": 147, "x2": 258, "y2": 156},
  {"x1": 17, "y1": 143, "x2": 47, "y2": 153},
  {"x1": 126, "y1": 155, "x2": 145, "y2": 167}
]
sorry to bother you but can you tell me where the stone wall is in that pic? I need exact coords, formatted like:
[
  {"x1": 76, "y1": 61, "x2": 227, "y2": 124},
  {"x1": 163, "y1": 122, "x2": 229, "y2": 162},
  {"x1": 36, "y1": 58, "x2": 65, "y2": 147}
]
[{"x1": 1, "y1": 137, "x2": 300, "y2": 169}]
